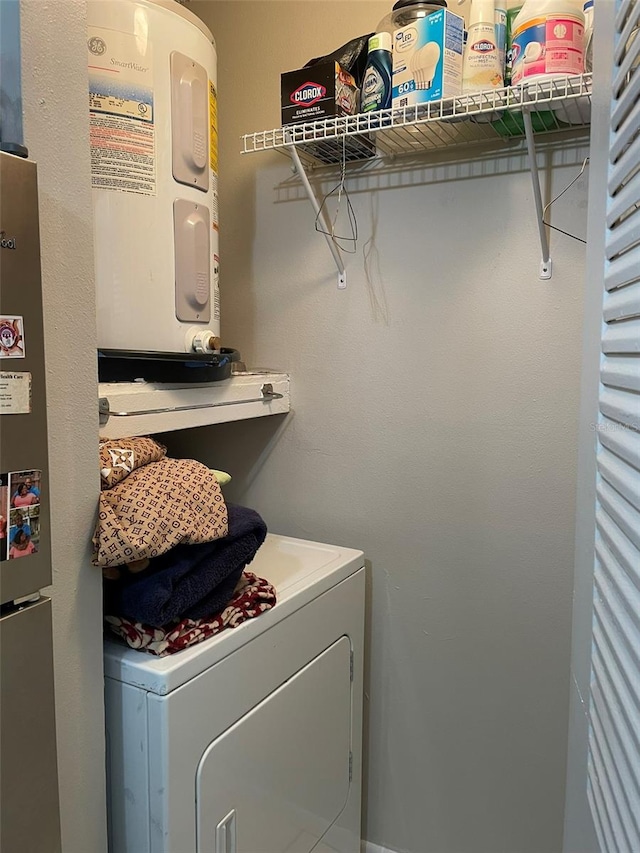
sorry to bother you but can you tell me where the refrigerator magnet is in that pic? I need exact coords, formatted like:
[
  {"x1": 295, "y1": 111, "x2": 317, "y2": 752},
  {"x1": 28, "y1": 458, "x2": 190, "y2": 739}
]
[
  {"x1": 0, "y1": 316, "x2": 26, "y2": 358},
  {"x1": 0, "y1": 371, "x2": 32, "y2": 414},
  {"x1": 0, "y1": 473, "x2": 7, "y2": 562},
  {"x1": 6, "y1": 470, "x2": 42, "y2": 560}
]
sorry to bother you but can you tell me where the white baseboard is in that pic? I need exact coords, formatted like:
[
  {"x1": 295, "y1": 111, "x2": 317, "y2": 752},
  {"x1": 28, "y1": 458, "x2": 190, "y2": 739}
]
[{"x1": 362, "y1": 842, "x2": 401, "y2": 853}]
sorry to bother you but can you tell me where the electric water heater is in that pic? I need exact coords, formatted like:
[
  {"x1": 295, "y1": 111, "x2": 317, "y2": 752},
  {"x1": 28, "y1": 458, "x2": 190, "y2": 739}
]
[{"x1": 88, "y1": 0, "x2": 220, "y2": 361}]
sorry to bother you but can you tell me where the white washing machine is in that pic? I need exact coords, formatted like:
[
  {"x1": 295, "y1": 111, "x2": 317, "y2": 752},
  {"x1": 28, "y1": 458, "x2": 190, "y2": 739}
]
[{"x1": 104, "y1": 533, "x2": 365, "y2": 853}]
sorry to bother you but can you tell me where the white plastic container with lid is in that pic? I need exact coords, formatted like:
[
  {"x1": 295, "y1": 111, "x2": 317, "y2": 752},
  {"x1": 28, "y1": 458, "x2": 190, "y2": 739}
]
[
  {"x1": 375, "y1": 0, "x2": 448, "y2": 36},
  {"x1": 511, "y1": 0, "x2": 584, "y2": 85}
]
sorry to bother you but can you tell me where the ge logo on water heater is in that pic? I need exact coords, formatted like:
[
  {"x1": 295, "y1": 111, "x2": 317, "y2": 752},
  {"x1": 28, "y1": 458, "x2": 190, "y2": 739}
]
[{"x1": 88, "y1": 36, "x2": 107, "y2": 56}]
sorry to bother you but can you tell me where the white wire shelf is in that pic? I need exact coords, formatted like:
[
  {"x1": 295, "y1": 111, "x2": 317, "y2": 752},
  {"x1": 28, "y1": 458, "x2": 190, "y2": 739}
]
[{"x1": 242, "y1": 73, "x2": 592, "y2": 167}]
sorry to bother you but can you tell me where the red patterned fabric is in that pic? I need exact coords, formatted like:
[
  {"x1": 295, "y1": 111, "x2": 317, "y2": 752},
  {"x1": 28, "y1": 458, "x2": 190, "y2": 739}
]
[{"x1": 105, "y1": 572, "x2": 276, "y2": 656}]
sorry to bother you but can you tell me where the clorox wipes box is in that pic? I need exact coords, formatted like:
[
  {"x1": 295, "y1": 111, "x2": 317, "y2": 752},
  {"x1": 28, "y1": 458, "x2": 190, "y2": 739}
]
[
  {"x1": 281, "y1": 61, "x2": 360, "y2": 125},
  {"x1": 392, "y1": 9, "x2": 464, "y2": 109}
]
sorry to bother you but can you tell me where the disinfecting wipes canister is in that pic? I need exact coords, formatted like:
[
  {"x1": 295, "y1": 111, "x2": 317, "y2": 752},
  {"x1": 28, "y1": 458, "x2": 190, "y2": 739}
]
[{"x1": 511, "y1": 0, "x2": 584, "y2": 85}]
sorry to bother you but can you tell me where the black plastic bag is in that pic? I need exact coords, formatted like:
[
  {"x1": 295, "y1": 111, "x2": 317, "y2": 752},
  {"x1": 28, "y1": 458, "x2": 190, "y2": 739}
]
[{"x1": 304, "y1": 34, "x2": 374, "y2": 88}]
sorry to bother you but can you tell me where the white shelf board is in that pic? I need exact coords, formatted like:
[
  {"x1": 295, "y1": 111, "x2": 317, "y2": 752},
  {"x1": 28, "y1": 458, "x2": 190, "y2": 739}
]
[{"x1": 98, "y1": 372, "x2": 290, "y2": 439}]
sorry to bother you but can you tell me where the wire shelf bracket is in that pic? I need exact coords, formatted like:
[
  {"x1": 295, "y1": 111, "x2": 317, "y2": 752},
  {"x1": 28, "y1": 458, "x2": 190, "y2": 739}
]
[
  {"x1": 522, "y1": 109, "x2": 553, "y2": 280},
  {"x1": 288, "y1": 142, "x2": 347, "y2": 289}
]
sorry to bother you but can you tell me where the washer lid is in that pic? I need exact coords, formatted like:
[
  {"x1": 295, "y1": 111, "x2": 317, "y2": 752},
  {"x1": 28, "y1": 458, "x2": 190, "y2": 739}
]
[{"x1": 103, "y1": 533, "x2": 364, "y2": 694}]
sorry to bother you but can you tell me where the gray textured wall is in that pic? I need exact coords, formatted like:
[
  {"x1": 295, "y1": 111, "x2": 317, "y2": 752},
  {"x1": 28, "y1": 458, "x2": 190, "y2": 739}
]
[
  {"x1": 20, "y1": 2, "x2": 107, "y2": 850},
  {"x1": 179, "y1": 3, "x2": 591, "y2": 851}
]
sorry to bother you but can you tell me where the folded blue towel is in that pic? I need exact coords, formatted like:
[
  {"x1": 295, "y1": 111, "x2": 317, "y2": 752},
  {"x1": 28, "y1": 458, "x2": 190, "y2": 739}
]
[{"x1": 105, "y1": 504, "x2": 267, "y2": 628}]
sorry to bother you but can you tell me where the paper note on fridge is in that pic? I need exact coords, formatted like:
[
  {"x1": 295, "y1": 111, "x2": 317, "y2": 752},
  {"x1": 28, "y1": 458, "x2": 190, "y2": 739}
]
[{"x1": 0, "y1": 372, "x2": 32, "y2": 414}]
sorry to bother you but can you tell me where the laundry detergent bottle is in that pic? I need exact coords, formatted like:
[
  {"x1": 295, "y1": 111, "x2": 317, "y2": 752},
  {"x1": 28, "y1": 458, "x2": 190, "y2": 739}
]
[
  {"x1": 511, "y1": 0, "x2": 585, "y2": 85},
  {"x1": 361, "y1": 32, "x2": 393, "y2": 111},
  {"x1": 462, "y1": 0, "x2": 504, "y2": 92}
]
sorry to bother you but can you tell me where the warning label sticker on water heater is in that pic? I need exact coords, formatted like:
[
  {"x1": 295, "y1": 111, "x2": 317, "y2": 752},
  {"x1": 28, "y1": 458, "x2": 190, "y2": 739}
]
[
  {"x1": 209, "y1": 80, "x2": 218, "y2": 174},
  {"x1": 209, "y1": 81, "x2": 219, "y2": 231},
  {"x1": 88, "y1": 27, "x2": 156, "y2": 196}
]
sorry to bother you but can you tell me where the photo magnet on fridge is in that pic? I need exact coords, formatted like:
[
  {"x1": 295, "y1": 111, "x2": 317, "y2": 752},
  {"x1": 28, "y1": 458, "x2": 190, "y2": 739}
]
[
  {"x1": 0, "y1": 473, "x2": 8, "y2": 562},
  {"x1": 5, "y1": 469, "x2": 42, "y2": 561},
  {"x1": 0, "y1": 316, "x2": 26, "y2": 358}
]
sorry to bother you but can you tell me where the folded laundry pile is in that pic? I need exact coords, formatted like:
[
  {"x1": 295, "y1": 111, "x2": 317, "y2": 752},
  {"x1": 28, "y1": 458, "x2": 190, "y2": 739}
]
[
  {"x1": 104, "y1": 502, "x2": 268, "y2": 625},
  {"x1": 106, "y1": 571, "x2": 276, "y2": 656},
  {"x1": 97, "y1": 437, "x2": 276, "y2": 655},
  {"x1": 94, "y1": 437, "x2": 228, "y2": 569}
]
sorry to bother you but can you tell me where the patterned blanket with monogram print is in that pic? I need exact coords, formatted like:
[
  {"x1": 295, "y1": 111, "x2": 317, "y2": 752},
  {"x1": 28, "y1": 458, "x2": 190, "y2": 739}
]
[{"x1": 94, "y1": 437, "x2": 228, "y2": 568}]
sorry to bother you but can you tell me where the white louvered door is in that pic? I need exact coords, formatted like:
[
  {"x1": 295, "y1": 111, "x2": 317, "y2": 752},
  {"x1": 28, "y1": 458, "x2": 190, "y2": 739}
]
[{"x1": 586, "y1": 1, "x2": 640, "y2": 850}]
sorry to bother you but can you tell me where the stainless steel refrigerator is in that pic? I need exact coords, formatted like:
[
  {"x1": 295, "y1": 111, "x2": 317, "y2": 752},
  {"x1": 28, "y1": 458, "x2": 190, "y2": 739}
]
[{"x1": 0, "y1": 151, "x2": 62, "y2": 852}]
